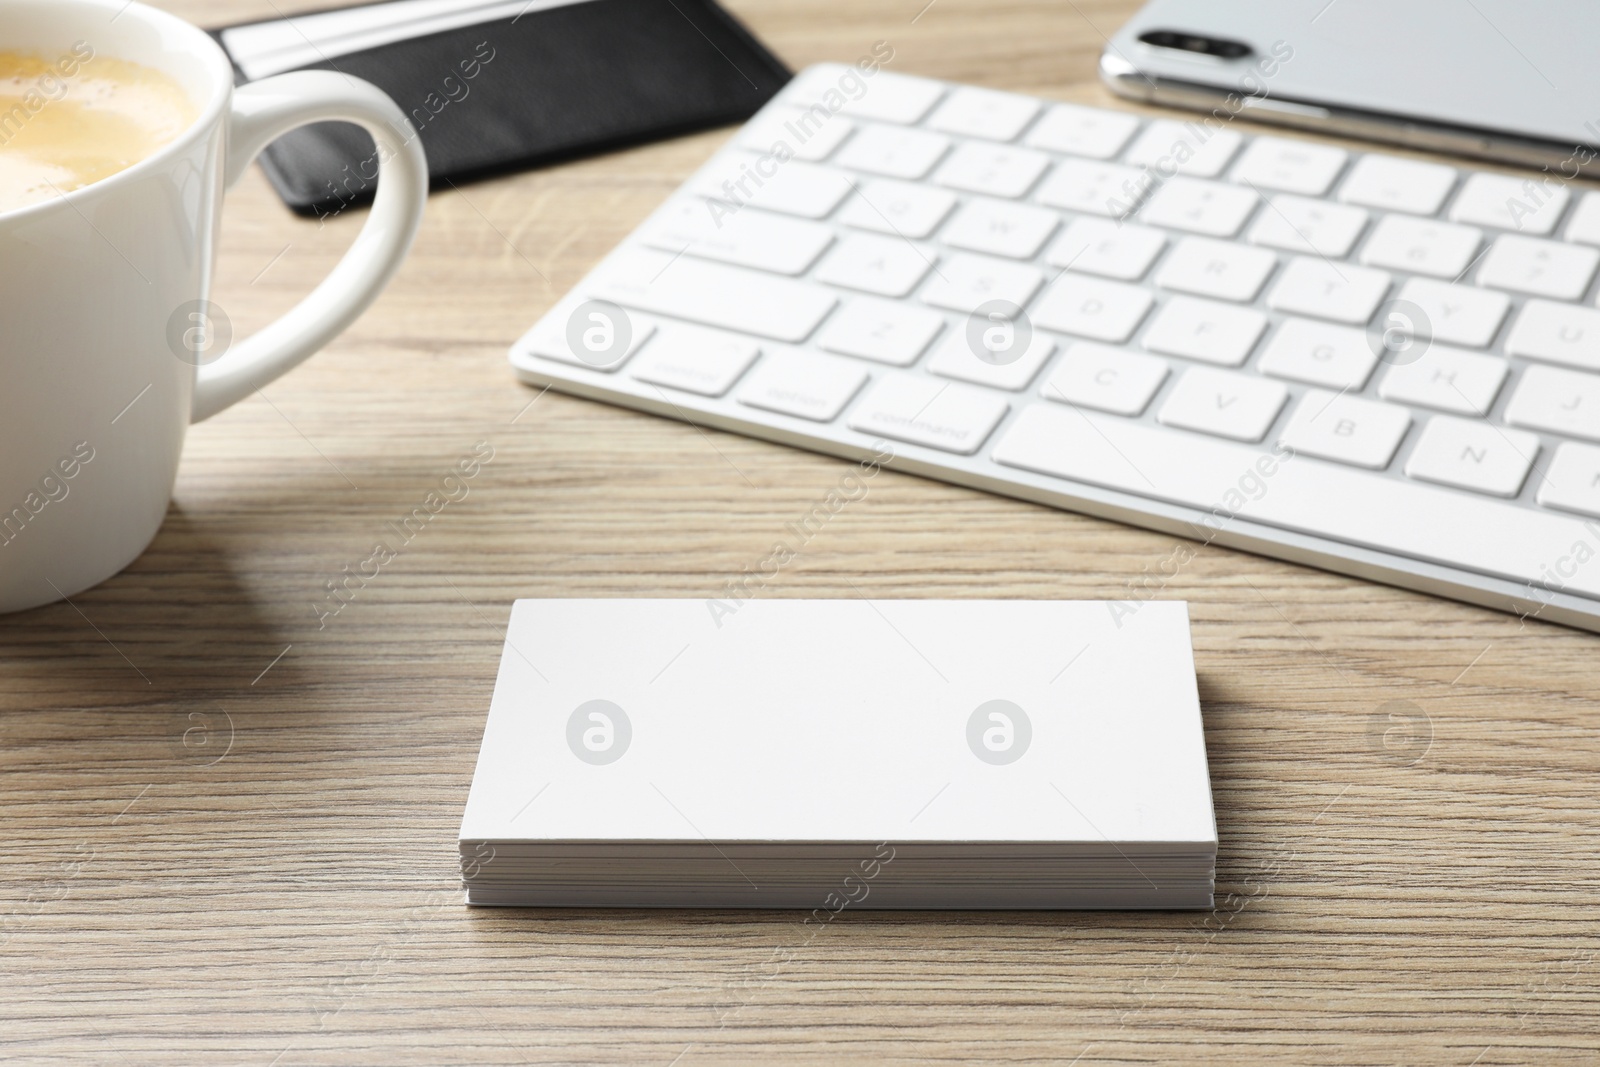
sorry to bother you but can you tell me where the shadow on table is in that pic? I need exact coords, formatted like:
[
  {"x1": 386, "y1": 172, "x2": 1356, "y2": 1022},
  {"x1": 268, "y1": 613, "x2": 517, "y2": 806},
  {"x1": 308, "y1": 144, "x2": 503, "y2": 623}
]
[{"x1": 0, "y1": 504, "x2": 295, "y2": 705}]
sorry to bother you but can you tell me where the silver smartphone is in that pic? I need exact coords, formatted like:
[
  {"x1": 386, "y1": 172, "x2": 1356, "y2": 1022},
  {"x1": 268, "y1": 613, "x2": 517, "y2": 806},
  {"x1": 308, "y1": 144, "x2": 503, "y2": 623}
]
[{"x1": 1102, "y1": 0, "x2": 1600, "y2": 175}]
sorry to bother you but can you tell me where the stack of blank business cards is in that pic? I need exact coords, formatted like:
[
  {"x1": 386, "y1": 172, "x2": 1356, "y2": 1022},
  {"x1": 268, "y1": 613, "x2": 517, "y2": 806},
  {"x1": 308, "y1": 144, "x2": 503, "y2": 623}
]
[{"x1": 459, "y1": 598, "x2": 1216, "y2": 909}]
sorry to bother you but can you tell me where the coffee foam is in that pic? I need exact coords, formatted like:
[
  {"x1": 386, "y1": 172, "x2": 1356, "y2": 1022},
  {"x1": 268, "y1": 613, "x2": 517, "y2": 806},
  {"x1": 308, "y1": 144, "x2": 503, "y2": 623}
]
[{"x1": 0, "y1": 49, "x2": 198, "y2": 213}]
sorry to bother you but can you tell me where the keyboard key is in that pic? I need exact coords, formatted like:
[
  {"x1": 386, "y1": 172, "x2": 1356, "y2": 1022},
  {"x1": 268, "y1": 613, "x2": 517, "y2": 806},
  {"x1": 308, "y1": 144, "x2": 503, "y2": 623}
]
[
  {"x1": 1256, "y1": 318, "x2": 1379, "y2": 390},
  {"x1": 737, "y1": 349, "x2": 868, "y2": 421},
  {"x1": 1504, "y1": 299, "x2": 1600, "y2": 371},
  {"x1": 1476, "y1": 235, "x2": 1599, "y2": 300},
  {"x1": 1359, "y1": 214, "x2": 1483, "y2": 278},
  {"x1": 739, "y1": 106, "x2": 854, "y2": 162},
  {"x1": 992, "y1": 403, "x2": 1600, "y2": 599},
  {"x1": 1139, "y1": 176, "x2": 1259, "y2": 237},
  {"x1": 1153, "y1": 237, "x2": 1276, "y2": 302},
  {"x1": 1034, "y1": 159, "x2": 1152, "y2": 218},
  {"x1": 1124, "y1": 121, "x2": 1242, "y2": 178},
  {"x1": 645, "y1": 199, "x2": 834, "y2": 276},
  {"x1": 1404, "y1": 415, "x2": 1538, "y2": 497},
  {"x1": 813, "y1": 233, "x2": 936, "y2": 296},
  {"x1": 816, "y1": 297, "x2": 945, "y2": 367},
  {"x1": 592, "y1": 250, "x2": 837, "y2": 343},
  {"x1": 1040, "y1": 342, "x2": 1169, "y2": 416},
  {"x1": 1266, "y1": 257, "x2": 1391, "y2": 324},
  {"x1": 933, "y1": 141, "x2": 1052, "y2": 198},
  {"x1": 1279, "y1": 390, "x2": 1410, "y2": 470},
  {"x1": 938, "y1": 197, "x2": 1059, "y2": 259},
  {"x1": 1377, "y1": 344, "x2": 1508, "y2": 415},
  {"x1": 1338, "y1": 155, "x2": 1456, "y2": 215},
  {"x1": 1247, "y1": 195, "x2": 1367, "y2": 258},
  {"x1": 1537, "y1": 442, "x2": 1600, "y2": 517},
  {"x1": 1045, "y1": 218, "x2": 1166, "y2": 280},
  {"x1": 1157, "y1": 366, "x2": 1288, "y2": 442},
  {"x1": 1505, "y1": 364, "x2": 1600, "y2": 442},
  {"x1": 919, "y1": 252, "x2": 1043, "y2": 313},
  {"x1": 926, "y1": 323, "x2": 1056, "y2": 391},
  {"x1": 846, "y1": 374, "x2": 1008, "y2": 454},
  {"x1": 695, "y1": 153, "x2": 854, "y2": 219},
  {"x1": 833, "y1": 124, "x2": 951, "y2": 180},
  {"x1": 1564, "y1": 192, "x2": 1600, "y2": 247},
  {"x1": 1031, "y1": 274, "x2": 1153, "y2": 342},
  {"x1": 1449, "y1": 173, "x2": 1568, "y2": 234},
  {"x1": 837, "y1": 178, "x2": 957, "y2": 239},
  {"x1": 628, "y1": 325, "x2": 760, "y2": 397},
  {"x1": 1022, "y1": 104, "x2": 1138, "y2": 159},
  {"x1": 1394, "y1": 278, "x2": 1509, "y2": 347},
  {"x1": 1228, "y1": 137, "x2": 1347, "y2": 196},
  {"x1": 1141, "y1": 296, "x2": 1267, "y2": 367},
  {"x1": 926, "y1": 86, "x2": 1040, "y2": 141},
  {"x1": 798, "y1": 68, "x2": 944, "y2": 124},
  {"x1": 522, "y1": 304, "x2": 656, "y2": 370}
]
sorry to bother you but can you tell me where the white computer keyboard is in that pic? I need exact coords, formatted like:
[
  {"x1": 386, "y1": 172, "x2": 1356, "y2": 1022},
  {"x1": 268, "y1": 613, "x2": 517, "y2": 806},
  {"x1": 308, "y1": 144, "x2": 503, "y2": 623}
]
[{"x1": 511, "y1": 64, "x2": 1600, "y2": 632}]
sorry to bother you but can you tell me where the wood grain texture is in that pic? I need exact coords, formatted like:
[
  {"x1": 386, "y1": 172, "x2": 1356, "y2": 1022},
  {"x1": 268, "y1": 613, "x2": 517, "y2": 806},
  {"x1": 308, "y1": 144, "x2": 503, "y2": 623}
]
[{"x1": 3, "y1": 1, "x2": 1598, "y2": 1063}]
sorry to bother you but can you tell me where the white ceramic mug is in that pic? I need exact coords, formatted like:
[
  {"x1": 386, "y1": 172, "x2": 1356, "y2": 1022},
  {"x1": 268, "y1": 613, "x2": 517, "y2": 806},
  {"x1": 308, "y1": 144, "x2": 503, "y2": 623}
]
[{"x1": 0, "y1": 0, "x2": 428, "y2": 613}]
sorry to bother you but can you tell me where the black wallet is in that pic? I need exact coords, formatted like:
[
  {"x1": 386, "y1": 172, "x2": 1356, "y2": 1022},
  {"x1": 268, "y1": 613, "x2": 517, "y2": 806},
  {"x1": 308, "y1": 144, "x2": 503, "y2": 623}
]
[{"x1": 213, "y1": 0, "x2": 791, "y2": 216}]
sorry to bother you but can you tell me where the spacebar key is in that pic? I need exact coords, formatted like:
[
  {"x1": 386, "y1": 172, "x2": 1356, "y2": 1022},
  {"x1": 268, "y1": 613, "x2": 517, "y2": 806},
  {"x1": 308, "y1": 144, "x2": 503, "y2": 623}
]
[
  {"x1": 591, "y1": 249, "x2": 838, "y2": 342},
  {"x1": 992, "y1": 404, "x2": 1600, "y2": 599}
]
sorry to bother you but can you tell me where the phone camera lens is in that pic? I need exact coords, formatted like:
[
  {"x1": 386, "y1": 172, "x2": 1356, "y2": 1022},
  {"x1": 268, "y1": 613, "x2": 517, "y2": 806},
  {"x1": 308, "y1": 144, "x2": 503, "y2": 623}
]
[{"x1": 1138, "y1": 30, "x2": 1253, "y2": 59}]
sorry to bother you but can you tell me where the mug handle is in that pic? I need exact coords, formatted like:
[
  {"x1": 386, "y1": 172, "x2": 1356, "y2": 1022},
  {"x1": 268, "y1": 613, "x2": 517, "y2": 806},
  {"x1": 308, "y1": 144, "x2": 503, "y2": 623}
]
[{"x1": 190, "y1": 71, "x2": 429, "y2": 423}]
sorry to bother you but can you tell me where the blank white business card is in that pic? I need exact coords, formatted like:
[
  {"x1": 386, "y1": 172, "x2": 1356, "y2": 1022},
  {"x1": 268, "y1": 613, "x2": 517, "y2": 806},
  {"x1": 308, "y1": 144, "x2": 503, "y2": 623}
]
[{"x1": 459, "y1": 598, "x2": 1215, "y2": 849}]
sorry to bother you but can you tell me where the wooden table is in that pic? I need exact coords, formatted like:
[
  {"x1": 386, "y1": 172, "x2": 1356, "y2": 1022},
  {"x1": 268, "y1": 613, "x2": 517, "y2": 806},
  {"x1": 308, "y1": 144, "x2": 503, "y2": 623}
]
[{"x1": 5, "y1": 1, "x2": 1598, "y2": 1063}]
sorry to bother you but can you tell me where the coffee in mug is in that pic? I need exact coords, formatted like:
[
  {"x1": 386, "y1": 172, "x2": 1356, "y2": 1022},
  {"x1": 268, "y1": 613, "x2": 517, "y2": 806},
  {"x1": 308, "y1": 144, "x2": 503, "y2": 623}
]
[{"x1": 0, "y1": 46, "x2": 197, "y2": 212}]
